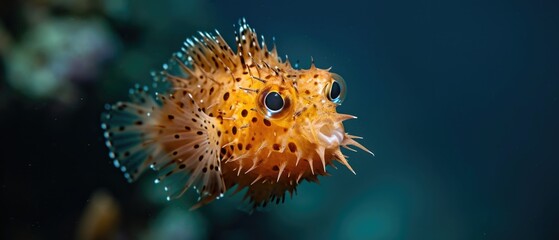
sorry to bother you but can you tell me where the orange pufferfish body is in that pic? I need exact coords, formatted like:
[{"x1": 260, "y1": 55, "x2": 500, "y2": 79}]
[{"x1": 101, "y1": 19, "x2": 372, "y2": 210}]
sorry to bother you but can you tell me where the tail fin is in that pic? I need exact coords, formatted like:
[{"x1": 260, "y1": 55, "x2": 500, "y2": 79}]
[
  {"x1": 101, "y1": 85, "x2": 161, "y2": 182},
  {"x1": 101, "y1": 85, "x2": 226, "y2": 207}
]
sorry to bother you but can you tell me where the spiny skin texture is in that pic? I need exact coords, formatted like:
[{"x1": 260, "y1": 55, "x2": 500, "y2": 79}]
[{"x1": 101, "y1": 19, "x2": 372, "y2": 210}]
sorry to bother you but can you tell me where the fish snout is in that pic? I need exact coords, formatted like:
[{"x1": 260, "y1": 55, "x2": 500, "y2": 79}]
[{"x1": 315, "y1": 120, "x2": 345, "y2": 149}]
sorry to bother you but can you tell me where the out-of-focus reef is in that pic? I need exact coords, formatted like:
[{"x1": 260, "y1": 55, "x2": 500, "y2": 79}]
[
  {"x1": 76, "y1": 190, "x2": 121, "y2": 240},
  {"x1": 5, "y1": 17, "x2": 116, "y2": 103}
]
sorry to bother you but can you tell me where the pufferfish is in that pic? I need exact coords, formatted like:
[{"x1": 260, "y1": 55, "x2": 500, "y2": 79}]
[{"x1": 101, "y1": 19, "x2": 372, "y2": 210}]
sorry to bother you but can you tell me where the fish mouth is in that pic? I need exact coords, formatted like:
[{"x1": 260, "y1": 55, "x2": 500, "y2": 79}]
[
  {"x1": 299, "y1": 113, "x2": 372, "y2": 157},
  {"x1": 296, "y1": 113, "x2": 373, "y2": 175},
  {"x1": 307, "y1": 118, "x2": 345, "y2": 149},
  {"x1": 316, "y1": 121, "x2": 344, "y2": 148}
]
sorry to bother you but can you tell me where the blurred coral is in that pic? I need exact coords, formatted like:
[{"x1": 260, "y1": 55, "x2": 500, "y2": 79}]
[
  {"x1": 143, "y1": 204, "x2": 207, "y2": 240},
  {"x1": 5, "y1": 17, "x2": 118, "y2": 104},
  {"x1": 76, "y1": 190, "x2": 121, "y2": 240}
]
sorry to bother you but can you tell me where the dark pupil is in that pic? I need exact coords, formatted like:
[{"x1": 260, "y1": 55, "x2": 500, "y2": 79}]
[
  {"x1": 330, "y1": 81, "x2": 341, "y2": 99},
  {"x1": 265, "y1": 92, "x2": 284, "y2": 111}
]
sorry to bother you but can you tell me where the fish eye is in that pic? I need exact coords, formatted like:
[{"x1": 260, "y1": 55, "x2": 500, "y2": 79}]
[
  {"x1": 258, "y1": 87, "x2": 291, "y2": 119},
  {"x1": 264, "y1": 91, "x2": 284, "y2": 113},
  {"x1": 330, "y1": 81, "x2": 341, "y2": 99},
  {"x1": 327, "y1": 73, "x2": 347, "y2": 104}
]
